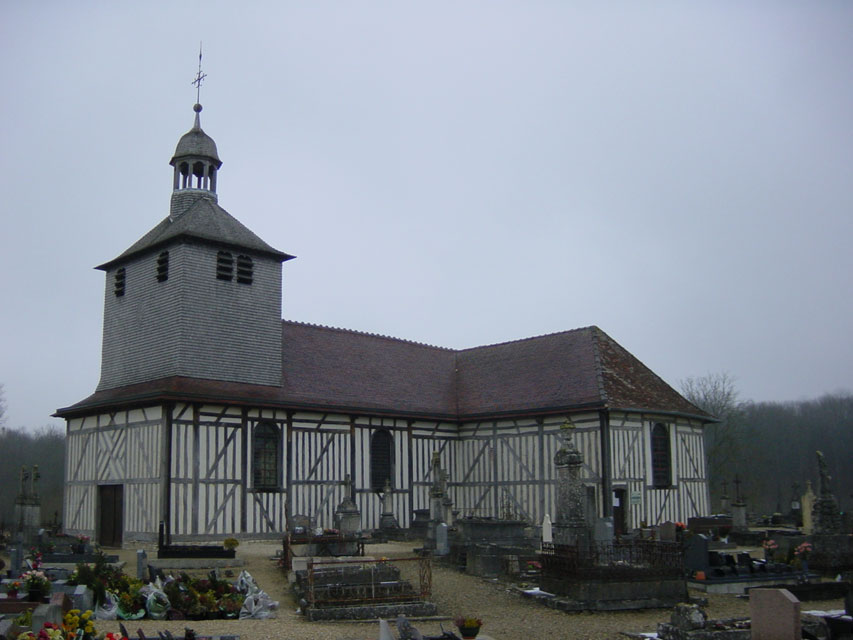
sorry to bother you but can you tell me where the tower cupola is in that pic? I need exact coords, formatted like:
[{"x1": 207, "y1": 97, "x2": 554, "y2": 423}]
[{"x1": 169, "y1": 103, "x2": 222, "y2": 218}]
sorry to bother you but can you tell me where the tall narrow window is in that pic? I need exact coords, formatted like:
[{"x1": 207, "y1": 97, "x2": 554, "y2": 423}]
[
  {"x1": 370, "y1": 429, "x2": 393, "y2": 490},
  {"x1": 156, "y1": 251, "x2": 169, "y2": 282},
  {"x1": 114, "y1": 268, "x2": 126, "y2": 297},
  {"x1": 253, "y1": 421, "x2": 279, "y2": 490},
  {"x1": 651, "y1": 423, "x2": 671, "y2": 488},
  {"x1": 216, "y1": 251, "x2": 233, "y2": 281},
  {"x1": 236, "y1": 255, "x2": 253, "y2": 285}
]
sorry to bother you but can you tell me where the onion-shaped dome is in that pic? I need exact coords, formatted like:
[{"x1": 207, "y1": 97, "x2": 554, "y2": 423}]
[{"x1": 170, "y1": 103, "x2": 221, "y2": 167}]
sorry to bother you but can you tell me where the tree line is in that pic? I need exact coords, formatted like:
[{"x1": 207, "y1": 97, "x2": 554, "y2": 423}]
[{"x1": 682, "y1": 374, "x2": 853, "y2": 517}]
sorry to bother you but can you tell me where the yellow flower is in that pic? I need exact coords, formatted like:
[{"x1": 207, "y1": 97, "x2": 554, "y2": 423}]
[
  {"x1": 84, "y1": 623, "x2": 94, "y2": 633},
  {"x1": 81, "y1": 610, "x2": 92, "y2": 620}
]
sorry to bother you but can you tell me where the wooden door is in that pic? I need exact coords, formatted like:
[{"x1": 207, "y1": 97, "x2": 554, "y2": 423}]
[
  {"x1": 98, "y1": 484, "x2": 123, "y2": 547},
  {"x1": 613, "y1": 488, "x2": 627, "y2": 536}
]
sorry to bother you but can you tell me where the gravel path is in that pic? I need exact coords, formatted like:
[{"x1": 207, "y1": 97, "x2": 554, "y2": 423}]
[{"x1": 10, "y1": 542, "x2": 846, "y2": 640}]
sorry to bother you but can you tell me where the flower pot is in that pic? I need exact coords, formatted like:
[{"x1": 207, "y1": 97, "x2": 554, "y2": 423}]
[
  {"x1": 458, "y1": 626, "x2": 480, "y2": 639},
  {"x1": 6, "y1": 590, "x2": 18, "y2": 599}
]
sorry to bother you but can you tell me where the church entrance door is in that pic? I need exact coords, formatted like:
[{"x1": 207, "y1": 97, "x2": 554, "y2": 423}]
[{"x1": 98, "y1": 484, "x2": 123, "y2": 547}]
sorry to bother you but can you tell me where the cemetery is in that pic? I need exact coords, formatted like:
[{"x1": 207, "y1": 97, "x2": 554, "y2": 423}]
[{"x1": 3, "y1": 451, "x2": 853, "y2": 639}]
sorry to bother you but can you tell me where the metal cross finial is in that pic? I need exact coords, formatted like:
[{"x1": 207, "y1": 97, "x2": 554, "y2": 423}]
[
  {"x1": 192, "y1": 43, "x2": 207, "y2": 104},
  {"x1": 734, "y1": 475, "x2": 742, "y2": 502}
]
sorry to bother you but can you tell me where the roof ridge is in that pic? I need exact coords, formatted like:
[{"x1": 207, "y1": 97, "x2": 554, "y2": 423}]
[
  {"x1": 282, "y1": 319, "x2": 454, "y2": 351},
  {"x1": 589, "y1": 326, "x2": 610, "y2": 406},
  {"x1": 456, "y1": 325, "x2": 597, "y2": 353}
]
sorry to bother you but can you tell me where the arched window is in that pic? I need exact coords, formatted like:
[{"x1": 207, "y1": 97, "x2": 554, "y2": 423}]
[
  {"x1": 236, "y1": 255, "x2": 253, "y2": 285},
  {"x1": 651, "y1": 423, "x2": 671, "y2": 488},
  {"x1": 370, "y1": 429, "x2": 393, "y2": 490},
  {"x1": 114, "y1": 267, "x2": 126, "y2": 297},
  {"x1": 253, "y1": 421, "x2": 280, "y2": 490},
  {"x1": 156, "y1": 251, "x2": 169, "y2": 282},
  {"x1": 216, "y1": 251, "x2": 233, "y2": 281}
]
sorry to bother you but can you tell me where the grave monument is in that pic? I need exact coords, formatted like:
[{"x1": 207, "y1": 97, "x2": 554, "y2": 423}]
[
  {"x1": 13, "y1": 465, "x2": 42, "y2": 546},
  {"x1": 552, "y1": 420, "x2": 590, "y2": 552},
  {"x1": 812, "y1": 451, "x2": 842, "y2": 534}
]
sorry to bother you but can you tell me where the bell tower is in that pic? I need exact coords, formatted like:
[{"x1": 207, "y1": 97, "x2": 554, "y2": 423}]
[{"x1": 94, "y1": 101, "x2": 292, "y2": 392}]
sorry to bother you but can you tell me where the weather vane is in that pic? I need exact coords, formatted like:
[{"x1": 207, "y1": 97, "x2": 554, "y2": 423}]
[{"x1": 192, "y1": 43, "x2": 207, "y2": 104}]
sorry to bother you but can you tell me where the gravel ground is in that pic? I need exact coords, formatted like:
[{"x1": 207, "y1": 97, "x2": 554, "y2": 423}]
[{"x1": 4, "y1": 542, "x2": 847, "y2": 639}]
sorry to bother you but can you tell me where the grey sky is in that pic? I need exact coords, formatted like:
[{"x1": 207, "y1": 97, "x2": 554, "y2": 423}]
[{"x1": 1, "y1": 2, "x2": 851, "y2": 430}]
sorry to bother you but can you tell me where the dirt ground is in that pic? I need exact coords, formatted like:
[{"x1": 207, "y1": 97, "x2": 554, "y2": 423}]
[{"x1": 2, "y1": 541, "x2": 847, "y2": 639}]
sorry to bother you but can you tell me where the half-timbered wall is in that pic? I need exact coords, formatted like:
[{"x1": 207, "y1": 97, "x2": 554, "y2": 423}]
[
  {"x1": 64, "y1": 406, "x2": 163, "y2": 542},
  {"x1": 65, "y1": 402, "x2": 708, "y2": 542},
  {"x1": 450, "y1": 412, "x2": 602, "y2": 526},
  {"x1": 609, "y1": 411, "x2": 709, "y2": 528}
]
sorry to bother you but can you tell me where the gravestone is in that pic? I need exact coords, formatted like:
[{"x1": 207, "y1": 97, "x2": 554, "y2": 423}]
[
  {"x1": 801, "y1": 481, "x2": 816, "y2": 534},
  {"x1": 541, "y1": 514, "x2": 553, "y2": 545},
  {"x1": 552, "y1": 420, "x2": 590, "y2": 552},
  {"x1": 731, "y1": 501, "x2": 747, "y2": 531},
  {"x1": 750, "y1": 588, "x2": 800, "y2": 640},
  {"x1": 31, "y1": 603, "x2": 64, "y2": 634},
  {"x1": 136, "y1": 549, "x2": 148, "y2": 581},
  {"x1": 658, "y1": 521, "x2": 677, "y2": 542},
  {"x1": 435, "y1": 523, "x2": 449, "y2": 556},
  {"x1": 812, "y1": 451, "x2": 842, "y2": 534},
  {"x1": 425, "y1": 452, "x2": 452, "y2": 550},
  {"x1": 334, "y1": 475, "x2": 362, "y2": 536},
  {"x1": 593, "y1": 517, "x2": 613, "y2": 545},
  {"x1": 684, "y1": 534, "x2": 710, "y2": 575},
  {"x1": 378, "y1": 479, "x2": 400, "y2": 532},
  {"x1": 13, "y1": 467, "x2": 41, "y2": 547}
]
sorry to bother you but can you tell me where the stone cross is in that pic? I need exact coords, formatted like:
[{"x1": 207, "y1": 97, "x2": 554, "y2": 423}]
[
  {"x1": 31, "y1": 465, "x2": 40, "y2": 498},
  {"x1": 20, "y1": 466, "x2": 29, "y2": 497}
]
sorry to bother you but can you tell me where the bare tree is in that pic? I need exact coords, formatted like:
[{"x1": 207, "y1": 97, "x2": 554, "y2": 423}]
[
  {"x1": 680, "y1": 372, "x2": 745, "y2": 511},
  {"x1": 0, "y1": 383, "x2": 6, "y2": 427}
]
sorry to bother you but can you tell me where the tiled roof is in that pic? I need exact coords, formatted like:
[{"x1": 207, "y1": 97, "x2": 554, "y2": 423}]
[
  {"x1": 96, "y1": 197, "x2": 292, "y2": 270},
  {"x1": 57, "y1": 322, "x2": 710, "y2": 421}
]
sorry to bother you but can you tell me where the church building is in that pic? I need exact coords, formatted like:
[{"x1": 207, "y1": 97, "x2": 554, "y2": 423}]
[{"x1": 57, "y1": 102, "x2": 712, "y2": 545}]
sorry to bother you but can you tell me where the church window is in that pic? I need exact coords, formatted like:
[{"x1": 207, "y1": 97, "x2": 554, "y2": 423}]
[
  {"x1": 252, "y1": 421, "x2": 280, "y2": 490},
  {"x1": 216, "y1": 251, "x2": 233, "y2": 281},
  {"x1": 236, "y1": 255, "x2": 253, "y2": 285},
  {"x1": 156, "y1": 251, "x2": 169, "y2": 282},
  {"x1": 370, "y1": 429, "x2": 393, "y2": 490},
  {"x1": 651, "y1": 423, "x2": 671, "y2": 488},
  {"x1": 114, "y1": 268, "x2": 126, "y2": 297}
]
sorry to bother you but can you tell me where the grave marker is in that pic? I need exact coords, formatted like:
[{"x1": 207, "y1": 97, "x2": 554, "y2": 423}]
[{"x1": 750, "y1": 588, "x2": 801, "y2": 640}]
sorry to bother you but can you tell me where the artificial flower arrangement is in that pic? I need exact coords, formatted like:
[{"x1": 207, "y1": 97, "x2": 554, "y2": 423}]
[
  {"x1": 762, "y1": 539, "x2": 778, "y2": 551},
  {"x1": 75, "y1": 534, "x2": 91, "y2": 544},
  {"x1": 222, "y1": 537, "x2": 239, "y2": 550},
  {"x1": 795, "y1": 541, "x2": 813, "y2": 558}
]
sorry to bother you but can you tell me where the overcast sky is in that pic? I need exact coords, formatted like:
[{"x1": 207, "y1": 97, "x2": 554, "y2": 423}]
[{"x1": 1, "y1": 2, "x2": 851, "y2": 430}]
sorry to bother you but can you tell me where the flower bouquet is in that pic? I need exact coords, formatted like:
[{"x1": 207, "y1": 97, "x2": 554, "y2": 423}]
[
  {"x1": 5, "y1": 580, "x2": 22, "y2": 599},
  {"x1": 62, "y1": 608, "x2": 98, "y2": 640},
  {"x1": 22, "y1": 570, "x2": 51, "y2": 601}
]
